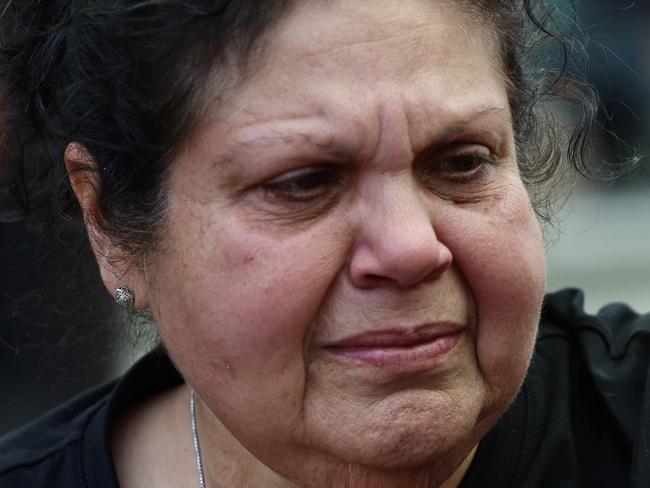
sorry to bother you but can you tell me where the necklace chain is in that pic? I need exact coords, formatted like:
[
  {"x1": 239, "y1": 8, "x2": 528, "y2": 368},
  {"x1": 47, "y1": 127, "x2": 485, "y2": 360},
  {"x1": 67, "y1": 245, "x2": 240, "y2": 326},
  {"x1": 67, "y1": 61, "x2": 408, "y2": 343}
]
[{"x1": 190, "y1": 388, "x2": 207, "y2": 488}]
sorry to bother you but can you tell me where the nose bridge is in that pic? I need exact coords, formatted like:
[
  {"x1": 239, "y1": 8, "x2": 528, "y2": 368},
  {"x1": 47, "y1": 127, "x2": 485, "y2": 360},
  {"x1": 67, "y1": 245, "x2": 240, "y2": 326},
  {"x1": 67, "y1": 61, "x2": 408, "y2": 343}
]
[
  {"x1": 372, "y1": 173, "x2": 429, "y2": 237},
  {"x1": 350, "y1": 173, "x2": 452, "y2": 288}
]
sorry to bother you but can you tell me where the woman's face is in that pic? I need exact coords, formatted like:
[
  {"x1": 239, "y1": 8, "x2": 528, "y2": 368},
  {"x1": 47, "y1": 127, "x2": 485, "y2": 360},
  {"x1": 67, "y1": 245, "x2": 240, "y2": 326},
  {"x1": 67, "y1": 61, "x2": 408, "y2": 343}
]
[{"x1": 142, "y1": 0, "x2": 546, "y2": 483}]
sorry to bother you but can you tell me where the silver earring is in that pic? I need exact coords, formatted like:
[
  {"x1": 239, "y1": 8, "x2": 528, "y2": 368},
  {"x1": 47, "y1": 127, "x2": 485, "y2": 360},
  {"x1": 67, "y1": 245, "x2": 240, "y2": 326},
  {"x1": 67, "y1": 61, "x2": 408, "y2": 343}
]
[{"x1": 113, "y1": 287, "x2": 135, "y2": 309}]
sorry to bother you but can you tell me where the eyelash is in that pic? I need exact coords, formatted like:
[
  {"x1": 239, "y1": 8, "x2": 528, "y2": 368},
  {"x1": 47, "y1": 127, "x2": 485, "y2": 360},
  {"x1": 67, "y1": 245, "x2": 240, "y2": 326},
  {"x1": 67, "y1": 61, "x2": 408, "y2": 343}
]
[
  {"x1": 430, "y1": 152, "x2": 497, "y2": 183},
  {"x1": 261, "y1": 165, "x2": 343, "y2": 203},
  {"x1": 259, "y1": 151, "x2": 498, "y2": 204}
]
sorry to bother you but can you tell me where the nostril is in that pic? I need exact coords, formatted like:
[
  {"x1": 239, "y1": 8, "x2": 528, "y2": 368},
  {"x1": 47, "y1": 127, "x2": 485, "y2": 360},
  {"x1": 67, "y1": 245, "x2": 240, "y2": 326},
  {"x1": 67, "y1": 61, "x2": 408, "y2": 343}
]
[{"x1": 363, "y1": 274, "x2": 392, "y2": 287}]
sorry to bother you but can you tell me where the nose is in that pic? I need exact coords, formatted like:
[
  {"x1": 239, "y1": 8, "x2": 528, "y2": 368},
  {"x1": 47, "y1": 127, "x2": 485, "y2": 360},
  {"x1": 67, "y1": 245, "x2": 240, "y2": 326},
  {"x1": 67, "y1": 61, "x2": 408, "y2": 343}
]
[{"x1": 349, "y1": 177, "x2": 453, "y2": 289}]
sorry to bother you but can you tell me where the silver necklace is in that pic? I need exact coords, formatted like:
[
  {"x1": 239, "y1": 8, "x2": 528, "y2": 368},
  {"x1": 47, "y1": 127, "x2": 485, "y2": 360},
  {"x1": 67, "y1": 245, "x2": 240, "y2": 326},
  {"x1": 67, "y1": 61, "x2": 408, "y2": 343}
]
[{"x1": 190, "y1": 388, "x2": 207, "y2": 488}]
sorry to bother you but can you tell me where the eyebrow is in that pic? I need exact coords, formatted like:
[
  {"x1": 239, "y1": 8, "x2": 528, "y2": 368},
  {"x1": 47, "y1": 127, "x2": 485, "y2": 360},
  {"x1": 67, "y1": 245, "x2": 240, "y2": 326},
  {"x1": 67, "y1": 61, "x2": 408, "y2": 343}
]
[
  {"x1": 426, "y1": 105, "x2": 510, "y2": 155},
  {"x1": 215, "y1": 104, "x2": 510, "y2": 167},
  {"x1": 219, "y1": 131, "x2": 357, "y2": 165},
  {"x1": 436, "y1": 106, "x2": 508, "y2": 140}
]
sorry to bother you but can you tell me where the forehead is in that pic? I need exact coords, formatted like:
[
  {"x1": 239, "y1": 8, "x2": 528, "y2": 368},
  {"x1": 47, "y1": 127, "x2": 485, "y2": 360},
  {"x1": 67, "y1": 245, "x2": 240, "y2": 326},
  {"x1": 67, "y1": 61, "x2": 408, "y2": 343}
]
[
  {"x1": 199, "y1": 0, "x2": 509, "y2": 157},
  {"x1": 273, "y1": 1, "x2": 495, "y2": 74}
]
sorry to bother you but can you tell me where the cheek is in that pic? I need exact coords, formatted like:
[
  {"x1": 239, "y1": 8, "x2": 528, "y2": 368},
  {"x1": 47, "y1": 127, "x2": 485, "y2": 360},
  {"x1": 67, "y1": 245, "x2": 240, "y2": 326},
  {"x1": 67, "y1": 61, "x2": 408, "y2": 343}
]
[
  {"x1": 148, "y1": 206, "x2": 351, "y2": 421},
  {"x1": 442, "y1": 184, "x2": 546, "y2": 396}
]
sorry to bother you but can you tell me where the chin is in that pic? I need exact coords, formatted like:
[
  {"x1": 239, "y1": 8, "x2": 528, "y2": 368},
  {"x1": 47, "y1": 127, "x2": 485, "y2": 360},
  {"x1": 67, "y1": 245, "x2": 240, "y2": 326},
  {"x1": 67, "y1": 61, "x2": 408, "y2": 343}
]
[
  {"x1": 312, "y1": 424, "x2": 483, "y2": 488},
  {"x1": 313, "y1": 388, "x2": 487, "y2": 470}
]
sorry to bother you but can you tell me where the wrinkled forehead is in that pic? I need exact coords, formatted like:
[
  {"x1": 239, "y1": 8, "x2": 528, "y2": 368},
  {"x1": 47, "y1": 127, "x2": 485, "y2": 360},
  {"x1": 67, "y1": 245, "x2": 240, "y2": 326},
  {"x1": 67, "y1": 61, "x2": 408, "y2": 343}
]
[
  {"x1": 211, "y1": 0, "x2": 506, "y2": 117},
  {"x1": 271, "y1": 0, "x2": 499, "y2": 75},
  {"x1": 204, "y1": 0, "x2": 510, "y2": 142}
]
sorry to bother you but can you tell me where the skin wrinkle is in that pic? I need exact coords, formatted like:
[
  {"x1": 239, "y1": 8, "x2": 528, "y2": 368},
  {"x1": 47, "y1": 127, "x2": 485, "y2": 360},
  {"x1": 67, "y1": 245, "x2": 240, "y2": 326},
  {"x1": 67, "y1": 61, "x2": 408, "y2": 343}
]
[
  {"x1": 226, "y1": 132, "x2": 355, "y2": 170},
  {"x1": 284, "y1": 0, "x2": 493, "y2": 68},
  {"x1": 433, "y1": 107, "x2": 510, "y2": 155},
  {"x1": 289, "y1": 22, "x2": 443, "y2": 61},
  {"x1": 192, "y1": 15, "x2": 513, "y2": 180},
  {"x1": 205, "y1": 104, "x2": 511, "y2": 193}
]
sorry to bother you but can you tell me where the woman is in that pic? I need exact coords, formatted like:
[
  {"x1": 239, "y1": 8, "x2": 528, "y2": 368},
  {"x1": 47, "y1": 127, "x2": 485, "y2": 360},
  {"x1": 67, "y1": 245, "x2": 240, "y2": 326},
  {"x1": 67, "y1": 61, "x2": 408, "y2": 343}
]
[{"x1": 0, "y1": 0, "x2": 648, "y2": 487}]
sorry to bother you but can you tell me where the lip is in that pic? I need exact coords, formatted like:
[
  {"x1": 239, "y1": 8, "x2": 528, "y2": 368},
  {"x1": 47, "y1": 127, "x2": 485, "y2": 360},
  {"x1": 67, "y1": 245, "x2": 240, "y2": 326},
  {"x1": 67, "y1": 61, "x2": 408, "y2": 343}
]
[{"x1": 322, "y1": 322, "x2": 465, "y2": 372}]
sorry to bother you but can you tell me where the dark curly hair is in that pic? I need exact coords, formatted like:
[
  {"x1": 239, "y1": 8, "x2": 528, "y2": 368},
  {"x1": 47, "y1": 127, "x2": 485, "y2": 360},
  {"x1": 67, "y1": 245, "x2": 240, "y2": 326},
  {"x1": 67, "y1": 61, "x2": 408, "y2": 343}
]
[{"x1": 0, "y1": 0, "x2": 608, "y2": 262}]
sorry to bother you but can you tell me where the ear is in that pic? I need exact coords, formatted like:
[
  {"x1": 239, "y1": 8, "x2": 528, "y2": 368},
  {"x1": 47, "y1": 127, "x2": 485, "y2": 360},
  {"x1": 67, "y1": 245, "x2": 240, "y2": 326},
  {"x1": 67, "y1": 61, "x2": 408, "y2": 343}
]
[{"x1": 64, "y1": 143, "x2": 150, "y2": 310}]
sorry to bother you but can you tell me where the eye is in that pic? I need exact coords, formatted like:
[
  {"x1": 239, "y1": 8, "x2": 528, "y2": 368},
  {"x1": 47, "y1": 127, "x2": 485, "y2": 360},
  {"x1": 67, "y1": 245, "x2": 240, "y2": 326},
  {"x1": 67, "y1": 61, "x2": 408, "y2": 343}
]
[
  {"x1": 433, "y1": 151, "x2": 497, "y2": 183},
  {"x1": 261, "y1": 165, "x2": 343, "y2": 203}
]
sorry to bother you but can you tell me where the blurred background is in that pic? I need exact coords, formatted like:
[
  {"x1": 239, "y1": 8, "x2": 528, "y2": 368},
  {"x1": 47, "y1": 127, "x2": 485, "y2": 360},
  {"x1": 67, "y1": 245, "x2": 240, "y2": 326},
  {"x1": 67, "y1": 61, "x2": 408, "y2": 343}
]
[
  {"x1": 1, "y1": 0, "x2": 649, "y2": 435},
  {"x1": 546, "y1": 0, "x2": 650, "y2": 312}
]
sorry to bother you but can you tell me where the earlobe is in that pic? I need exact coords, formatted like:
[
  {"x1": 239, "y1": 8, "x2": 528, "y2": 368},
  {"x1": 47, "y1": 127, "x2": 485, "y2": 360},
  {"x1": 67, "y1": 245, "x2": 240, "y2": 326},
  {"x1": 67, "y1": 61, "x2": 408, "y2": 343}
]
[{"x1": 64, "y1": 143, "x2": 150, "y2": 310}]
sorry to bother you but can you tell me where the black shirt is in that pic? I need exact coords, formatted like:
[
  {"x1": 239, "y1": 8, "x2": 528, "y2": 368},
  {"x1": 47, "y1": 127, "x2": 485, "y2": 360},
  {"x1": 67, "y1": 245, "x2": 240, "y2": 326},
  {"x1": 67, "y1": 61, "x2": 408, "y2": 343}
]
[{"x1": 1, "y1": 289, "x2": 649, "y2": 487}]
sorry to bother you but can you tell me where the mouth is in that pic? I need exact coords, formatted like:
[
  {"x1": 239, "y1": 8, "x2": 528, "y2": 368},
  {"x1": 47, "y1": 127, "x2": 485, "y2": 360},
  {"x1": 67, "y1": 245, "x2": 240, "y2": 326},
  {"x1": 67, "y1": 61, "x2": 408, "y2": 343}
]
[{"x1": 321, "y1": 322, "x2": 464, "y2": 372}]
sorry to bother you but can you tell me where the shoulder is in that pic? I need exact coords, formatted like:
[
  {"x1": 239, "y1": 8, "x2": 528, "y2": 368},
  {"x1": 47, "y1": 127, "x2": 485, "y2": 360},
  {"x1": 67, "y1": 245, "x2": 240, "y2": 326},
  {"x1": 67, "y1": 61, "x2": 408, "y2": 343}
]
[
  {"x1": 536, "y1": 287, "x2": 650, "y2": 414},
  {"x1": 537, "y1": 288, "x2": 650, "y2": 407},
  {"x1": 540, "y1": 288, "x2": 650, "y2": 349},
  {"x1": 0, "y1": 348, "x2": 184, "y2": 488},
  {"x1": 0, "y1": 382, "x2": 115, "y2": 488},
  {"x1": 527, "y1": 288, "x2": 650, "y2": 484}
]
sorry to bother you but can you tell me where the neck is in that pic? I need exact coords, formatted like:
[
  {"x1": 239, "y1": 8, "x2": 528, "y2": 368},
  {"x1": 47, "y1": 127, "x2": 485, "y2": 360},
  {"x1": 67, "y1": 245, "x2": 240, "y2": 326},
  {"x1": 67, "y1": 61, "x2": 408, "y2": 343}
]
[{"x1": 318, "y1": 450, "x2": 476, "y2": 488}]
